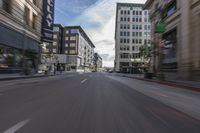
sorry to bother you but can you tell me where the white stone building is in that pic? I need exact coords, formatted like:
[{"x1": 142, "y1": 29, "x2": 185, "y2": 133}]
[{"x1": 115, "y1": 3, "x2": 151, "y2": 73}]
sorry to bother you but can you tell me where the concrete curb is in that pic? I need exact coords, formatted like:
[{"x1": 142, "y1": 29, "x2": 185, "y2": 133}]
[
  {"x1": 121, "y1": 75, "x2": 200, "y2": 92},
  {"x1": 0, "y1": 75, "x2": 50, "y2": 81}
]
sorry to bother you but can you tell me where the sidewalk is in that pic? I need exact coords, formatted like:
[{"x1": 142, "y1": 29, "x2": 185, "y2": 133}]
[
  {"x1": 113, "y1": 73, "x2": 200, "y2": 92},
  {"x1": 0, "y1": 73, "x2": 48, "y2": 81}
]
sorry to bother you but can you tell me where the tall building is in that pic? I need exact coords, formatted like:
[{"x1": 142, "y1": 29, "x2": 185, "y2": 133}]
[
  {"x1": 63, "y1": 26, "x2": 95, "y2": 71},
  {"x1": 53, "y1": 24, "x2": 63, "y2": 54},
  {"x1": 0, "y1": 0, "x2": 43, "y2": 73},
  {"x1": 144, "y1": 0, "x2": 200, "y2": 81},
  {"x1": 115, "y1": 3, "x2": 151, "y2": 73},
  {"x1": 94, "y1": 53, "x2": 103, "y2": 72}
]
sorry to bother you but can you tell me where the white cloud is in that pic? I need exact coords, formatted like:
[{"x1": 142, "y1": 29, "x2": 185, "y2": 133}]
[{"x1": 71, "y1": 0, "x2": 147, "y2": 67}]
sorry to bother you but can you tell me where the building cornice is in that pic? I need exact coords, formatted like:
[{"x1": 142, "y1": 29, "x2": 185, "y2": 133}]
[{"x1": 143, "y1": 0, "x2": 154, "y2": 10}]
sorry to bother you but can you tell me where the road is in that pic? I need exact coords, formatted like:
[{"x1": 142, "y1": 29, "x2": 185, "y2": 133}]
[{"x1": 0, "y1": 72, "x2": 200, "y2": 133}]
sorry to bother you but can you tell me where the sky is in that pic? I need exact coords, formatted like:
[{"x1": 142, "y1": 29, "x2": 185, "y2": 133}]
[{"x1": 54, "y1": 0, "x2": 147, "y2": 67}]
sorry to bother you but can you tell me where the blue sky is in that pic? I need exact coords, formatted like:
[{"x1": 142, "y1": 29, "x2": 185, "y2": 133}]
[{"x1": 54, "y1": 0, "x2": 147, "y2": 67}]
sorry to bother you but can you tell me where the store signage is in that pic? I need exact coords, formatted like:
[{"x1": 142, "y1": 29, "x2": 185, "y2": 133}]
[{"x1": 42, "y1": 0, "x2": 55, "y2": 43}]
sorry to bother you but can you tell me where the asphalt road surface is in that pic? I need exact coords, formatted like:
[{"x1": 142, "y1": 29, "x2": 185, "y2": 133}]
[{"x1": 0, "y1": 72, "x2": 200, "y2": 133}]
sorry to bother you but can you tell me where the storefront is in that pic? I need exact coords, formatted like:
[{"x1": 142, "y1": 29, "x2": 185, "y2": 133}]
[{"x1": 0, "y1": 23, "x2": 40, "y2": 73}]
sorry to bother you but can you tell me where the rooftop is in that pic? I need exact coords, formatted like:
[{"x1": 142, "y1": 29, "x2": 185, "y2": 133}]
[{"x1": 65, "y1": 26, "x2": 95, "y2": 48}]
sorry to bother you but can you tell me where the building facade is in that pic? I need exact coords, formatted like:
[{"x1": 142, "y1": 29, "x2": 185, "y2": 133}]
[
  {"x1": 144, "y1": 0, "x2": 200, "y2": 81},
  {"x1": 0, "y1": 0, "x2": 43, "y2": 73},
  {"x1": 52, "y1": 24, "x2": 63, "y2": 54},
  {"x1": 115, "y1": 3, "x2": 151, "y2": 73},
  {"x1": 94, "y1": 53, "x2": 102, "y2": 72},
  {"x1": 63, "y1": 26, "x2": 95, "y2": 71}
]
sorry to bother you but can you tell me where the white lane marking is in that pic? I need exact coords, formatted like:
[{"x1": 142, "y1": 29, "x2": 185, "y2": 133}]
[
  {"x1": 3, "y1": 119, "x2": 31, "y2": 133},
  {"x1": 81, "y1": 79, "x2": 87, "y2": 84}
]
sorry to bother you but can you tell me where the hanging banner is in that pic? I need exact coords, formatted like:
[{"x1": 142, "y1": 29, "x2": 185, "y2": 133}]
[{"x1": 41, "y1": 0, "x2": 55, "y2": 43}]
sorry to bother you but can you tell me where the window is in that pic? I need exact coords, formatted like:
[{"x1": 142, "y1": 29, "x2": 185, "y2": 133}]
[
  {"x1": 136, "y1": 32, "x2": 138, "y2": 37},
  {"x1": 70, "y1": 50, "x2": 76, "y2": 54},
  {"x1": 136, "y1": 11, "x2": 138, "y2": 15},
  {"x1": 139, "y1": 11, "x2": 142, "y2": 15},
  {"x1": 65, "y1": 50, "x2": 68, "y2": 54},
  {"x1": 0, "y1": 0, "x2": 11, "y2": 13},
  {"x1": 136, "y1": 18, "x2": 138, "y2": 22},
  {"x1": 120, "y1": 17, "x2": 123, "y2": 21},
  {"x1": 127, "y1": 39, "x2": 130, "y2": 43},
  {"x1": 127, "y1": 25, "x2": 130, "y2": 29},
  {"x1": 53, "y1": 42, "x2": 57, "y2": 46},
  {"x1": 127, "y1": 10, "x2": 130, "y2": 15},
  {"x1": 132, "y1": 25, "x2": 135, "y2": 30},
  {"x1": 139, "y1": 32, "x2": 142, "y2": 37},
  {"x1": 124, "y1": 17, "x2": 126, "y2": 21},
  {"x1": 53, "y1": 49, "x2": 56, "y2": 53},
  {"x1": 132, "y1": 18, "x2": 135, "y2": 22},
  {"x1": 32, "y1": 13, "x2": 37, "y2": 30},
  {"x1": 124, "y1": 39, "x2": 126, "y2": 43},
  {"x1": 136, "y1": 25, "x2": 138, "y2": 30},
  {"x1": 124, "y1": 32, "x2": 126, "y2": 36},
  {"x1": 71, "y1": 29, "x2": 79, "y2": 34},
  {"x1": 144, "y1": 18, "x2": 148, "y2": 22},
  {"x1": 127, "y1": 46, "x2": 130, "y2": 50},
  {"x1": 124, "y1": 25, "x2": 126, "y2": 29},
  {"x1": 133, "y1": 11, "x2": 135, "y2": 15},
  {"x1": 144, "y1": 25, "x2": 148, "y2": 30},
  {"x1": 120, "y1": 46, "x2": 123, "y2": 50},
  {"x1": 53, "y1": 35, "x2": 57, "y2": 39},
  {"x1": 132, "y1": 32, "x2": 135, "y2": 37},
  {"x1": 24, "y1": 6, "x2": 30, "y2": 26},
  {"x1": 70, "y1": 43, "x2": 76, "y2": 47},
  {"x1": 127, "y1": 17, "x2": 130, "y2": 22},
  {"x1": 53, "y1": 27, "x2": 59, "y2": 32},
  {"x1": 139, "y1": 18, "x2": 142, "y2": 22},
  {"x1": 139, "y1": 25, "x2": 142, "y2": 30},
  {"x1": 132, "y1": 39, "x2": 135, "y2": 43},
  {"x1": 145, "y1": 11, "x2": 148, "y2": 15},
  {"x1": 139, "y1": 39, "x2": 142, "y2": 44},
  {"x1": 70, "y1": 36, "x2": 76, "y2": 40},
  {"x1": 127, "y1": 32, "x2": 130, "y2": 37},
  {"x1": 120, "y1": 24, "x2": 123, "y2": 29},
  {"x1": 165, "y1": 1, "x2": 177, "y2": 17},
  {"x1": 65, "y1": 30, "x2": 69, "y2": 34},
  {"x1": 132, "y1": 46, "x2": 135, "y2": 51},
  {"x1": 124, "y1": 10, "x2": 126, "y2": 14},
  {"x1": 120, "y1": 39, "x2": 123, "y2": 43}
]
